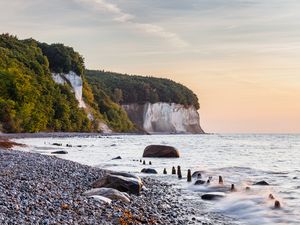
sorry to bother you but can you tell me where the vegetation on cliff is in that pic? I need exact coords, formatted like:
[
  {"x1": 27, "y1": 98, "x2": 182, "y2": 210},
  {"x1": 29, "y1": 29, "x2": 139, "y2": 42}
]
[
  {"x1": 0, "y1": 34, "x2": 199, "y2": 133},
  {"x1": 86, "y1": 70, "x2": 200, "y2": 109},
  {"x1": 0, "y1": 34, "x2": 91, "y2": 132}
]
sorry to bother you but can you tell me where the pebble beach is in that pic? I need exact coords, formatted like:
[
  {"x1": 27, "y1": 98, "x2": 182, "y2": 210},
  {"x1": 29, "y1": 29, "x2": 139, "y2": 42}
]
[{"x1": 0, "y1": 146, "x2": 236, "y2": 225}]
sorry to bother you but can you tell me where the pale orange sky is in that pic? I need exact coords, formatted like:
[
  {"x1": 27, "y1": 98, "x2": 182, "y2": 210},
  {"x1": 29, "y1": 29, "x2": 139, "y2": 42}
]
[{"x1": 1, "y1": 0, "x2": 300, "y2": 133}]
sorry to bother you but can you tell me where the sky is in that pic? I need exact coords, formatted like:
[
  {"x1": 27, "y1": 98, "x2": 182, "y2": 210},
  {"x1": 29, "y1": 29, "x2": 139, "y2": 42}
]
[{"x1": 1, "y1": 0, "x2": 300, "y2": 133}]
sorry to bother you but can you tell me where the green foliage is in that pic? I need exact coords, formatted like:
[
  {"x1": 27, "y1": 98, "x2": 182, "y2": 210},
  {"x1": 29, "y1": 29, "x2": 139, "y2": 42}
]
[
  {"x1": 0, "y1": 34, "x2": 92, "y2": 133},
  {"x1": 88, "y1": 84, "x2": 134, "y2": 132},
  {"x1": 38, "y1": 42, "x2": 85, "y2": 75},
  {"x1": 85, "y1": 70, "x2": 200, "y2": 109}
]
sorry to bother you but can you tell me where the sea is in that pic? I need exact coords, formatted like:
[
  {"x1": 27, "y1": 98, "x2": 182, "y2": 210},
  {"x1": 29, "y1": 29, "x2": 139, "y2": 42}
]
[{"x1": 13, "y1": 134, "x2": 300, "y2": 225}]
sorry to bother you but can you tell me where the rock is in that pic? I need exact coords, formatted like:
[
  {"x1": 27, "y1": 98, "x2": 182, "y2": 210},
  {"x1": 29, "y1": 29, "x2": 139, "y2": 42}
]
[
  {"x1": 201, "y1": 192, "x2": 226, "y2": 200},
  {"x1": 51, "y1": 150, "x2": 68, "y2": 154},
  {"x1": 83, "y1": 188, "x2": 130, "y2": 203},
  {"x1": 254, "y1": 181, "x2": 269, "y2": 186},
  {"x1": 141, "y1": 168, "x2": 158, "y2": 174},
  {"x1": 52, "y1": 143, "x2": 62, "y2": 146},
  {"x1": 109, "y1": 172, "x2": 142, "y2": 182},
  {"x1": 92, "y1": 174, "x2": 143, "y2": 195},
  {"x1": 143, "y1": 145, "x2": 180, "y2": 158},
  {"x1": 192, "y1": 171, "x2": 203, "y2": 178},
  {"x1": 112, "y1": 156, "x2": 122, "y2": 160},
  {"x1": 194, "y1": 180, "x2": 206, "y2": 185},
  {"x1": 88, "y1": 195, "x2": 112, "y2": 204},
  {"x1": 274, "y1": 200, "x2": 281, "y2": 209}
]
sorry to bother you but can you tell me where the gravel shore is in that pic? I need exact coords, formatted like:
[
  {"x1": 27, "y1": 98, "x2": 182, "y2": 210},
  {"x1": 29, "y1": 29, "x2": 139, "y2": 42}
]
[{"x1": 0, "y1": 148, "x2": 235, "y2": 225}]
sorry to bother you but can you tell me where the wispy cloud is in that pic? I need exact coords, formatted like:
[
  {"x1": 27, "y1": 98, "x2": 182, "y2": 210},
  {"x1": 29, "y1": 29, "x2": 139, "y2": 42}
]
[{"x1": 75, "y1": 0, "x2": 188, "y2": 47}]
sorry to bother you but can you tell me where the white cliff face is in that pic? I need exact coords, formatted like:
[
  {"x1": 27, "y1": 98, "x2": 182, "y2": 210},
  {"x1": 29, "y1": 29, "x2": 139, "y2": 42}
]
[
  {"x1": 51, "y1": 71, "x2": 112, "y2": 133},
  {"x1": 51, "y1": 71, "x2": 86, "y2": 108},
  {"x1": 123, "y1": 102, "x2": 204, "y2": 134}
]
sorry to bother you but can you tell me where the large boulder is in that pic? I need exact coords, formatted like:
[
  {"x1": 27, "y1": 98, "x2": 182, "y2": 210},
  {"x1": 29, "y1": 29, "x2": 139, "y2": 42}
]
[
  {"x1": 83, "y1": 188, "x2": 130, "y2": 203},
  {"x1": 143, "y1": 145, "x2": 180, "y2": 158},
  {"x1": 92, "y1": 173, "x2": 143, "y2": 195}
]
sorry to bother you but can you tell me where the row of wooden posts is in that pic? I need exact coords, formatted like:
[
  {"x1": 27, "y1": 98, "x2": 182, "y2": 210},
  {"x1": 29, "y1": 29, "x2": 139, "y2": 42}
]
[{"x1": 140, "y1": 159, "x2": 281, "y2": 208}]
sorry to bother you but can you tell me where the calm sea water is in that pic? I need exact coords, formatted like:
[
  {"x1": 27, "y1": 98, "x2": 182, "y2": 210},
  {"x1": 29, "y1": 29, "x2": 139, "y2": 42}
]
[{"x1": 14, "y1": 134, "x2": 300, "y2": 225}]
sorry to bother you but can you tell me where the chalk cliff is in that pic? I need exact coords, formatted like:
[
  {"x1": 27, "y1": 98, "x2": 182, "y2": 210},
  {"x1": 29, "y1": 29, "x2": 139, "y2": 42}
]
[
  {"x1": 52, "y1": 71, "x2": 86, "y2": 108},
  {"x1": 122, "y1": 103, "x2": 204, "y2": 134}
]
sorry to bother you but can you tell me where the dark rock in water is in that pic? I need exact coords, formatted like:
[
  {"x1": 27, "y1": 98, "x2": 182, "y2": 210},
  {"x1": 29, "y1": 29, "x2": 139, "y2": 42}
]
[
  {"x1": 51, "y1": 150, "x2": 68, "y2": 154},
  {"x1": 194, "y1": 180, "x2": 206, "y2": 185},
  {"x1": 112, "y1": 156, "x2": 122, "y2": 160},
  {"x1": 143, "y1": 160, "x2": 146, "y2": 165},
  {"x1": 52, "y1": 143, "x2": 62, "y2": 146},
  {"x1": 92, "y1": 173, "x2": 143, "y2": 195},
  {"x1": 192, "y1": 171, "x2": 203, "y2": 178},
  {"x1": 274, "y1": 200, "x2": 281, "y2": 209},
  {"x1": 254, "y1": 181, "x2": 269, "y2": 186},
  {"x1": 201, "y1": 192, "x2": 225, "y2": 200},
  {"x1": 143, "y1": 145, "x2": 180, "y2": 158},
  {"x1": 66, "y1": 144, "x2": 72, "y2": 147},
  {"x1": 141, "y1": 168, "x2": 158, "y2": 174},
  {"x1": 293, "y1": 177, "x2": 297, "y2": 180},
  {"x1": 111, "y1": 144, "x2": 117, "y2": 147},
  {"x1": 269, "y1": 194, "x2": 275, "y2": 199}
]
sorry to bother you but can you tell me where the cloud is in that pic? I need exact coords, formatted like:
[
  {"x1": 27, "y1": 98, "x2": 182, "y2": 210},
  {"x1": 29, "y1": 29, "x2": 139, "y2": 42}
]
[{"x1": 75, "y1": 0, "x2": 188, "y2": 47}]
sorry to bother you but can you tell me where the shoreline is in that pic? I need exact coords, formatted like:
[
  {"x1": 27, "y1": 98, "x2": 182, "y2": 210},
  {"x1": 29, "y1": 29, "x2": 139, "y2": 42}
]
[
  {"x1": 1, "y1": 147, "x2": 227, "y2": 225},
  {"x1": 0, "y1": 132, "x2": 209, "y2": 140}
]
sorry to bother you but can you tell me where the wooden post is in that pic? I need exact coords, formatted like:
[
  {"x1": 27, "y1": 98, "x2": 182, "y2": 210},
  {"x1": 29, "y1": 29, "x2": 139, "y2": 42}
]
[
  {"x1": 177, "y1": 166, "x2": 182, "y2": 179},
  {"x1": 149, "y1": 161, "x2": 152, "y2": 165},
  {"x1": 219, "y1": 176, "x2": 223, "y2": 184},
  {"x1": 187, "y1": 169, "x2": 192, "y2": 182},
  {"x1": 274, "y1": 200, "x2": 281, "y2": 209},
  {"x1": 163, "y1": 168, "x2": 167, "y2": 174},
  {"x1": 143, "y1": 160, "x2": 146, "y2": 165},
  {"x1": 172, "y1": 166, "x2": 176, "y2": 175}
]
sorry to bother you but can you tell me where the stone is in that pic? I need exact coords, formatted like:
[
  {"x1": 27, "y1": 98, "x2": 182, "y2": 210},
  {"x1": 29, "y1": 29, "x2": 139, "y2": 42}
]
[
  {"x1": 274, "y1": 200, "x2": 281, "y2": 208},
  {"x1": 254, "y1": 181, "x2": 269, "y2": 186},
  {"x1": 92, "y1": 174, "x2": 143, "y2": 195},
  {"x1": 177, "y1": 166, "x2": 182, "y2": 179},
  {"x1": 51, "y1": 150, "x2": 68, "y2": 154},
  {"x1": 83, "y1": 188, "x2": 130, "y2": 203},
  {"x1": 143, "y1": 145, "x2": 180, "y2": 158},
  {"x1": 88, "y1": 195, "x2": 112, "y2": 204},
  {"x1": 192, "y1": 171, "x2": 203, "y2": 178},
  {"x1": 141, "y1": 168, "x2": 158, "y2": 174},
  {"x1": 201, "y1": 192, "x2": 226, "y2": 200},
  {"x1": 52, "y1": 143, "x2": 62, "y2": 146},
  {"x1": 194, "y1": 180, "x2": 206, "y2": 185},
  {"x1": 112, "y1": 156, "x2": 122, "y2": 160}
]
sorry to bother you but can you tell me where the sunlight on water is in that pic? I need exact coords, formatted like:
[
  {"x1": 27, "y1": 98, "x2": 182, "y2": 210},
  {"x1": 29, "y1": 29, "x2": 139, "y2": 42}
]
[{"x1": 14, "y1": 134, "x2": 300, "y2": 225}]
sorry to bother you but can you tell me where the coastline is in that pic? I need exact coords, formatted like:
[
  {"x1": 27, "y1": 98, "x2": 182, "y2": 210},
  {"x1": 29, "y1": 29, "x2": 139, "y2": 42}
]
[{"x1": 0, "y1": 136, "x2": 238, "y2": 225}]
